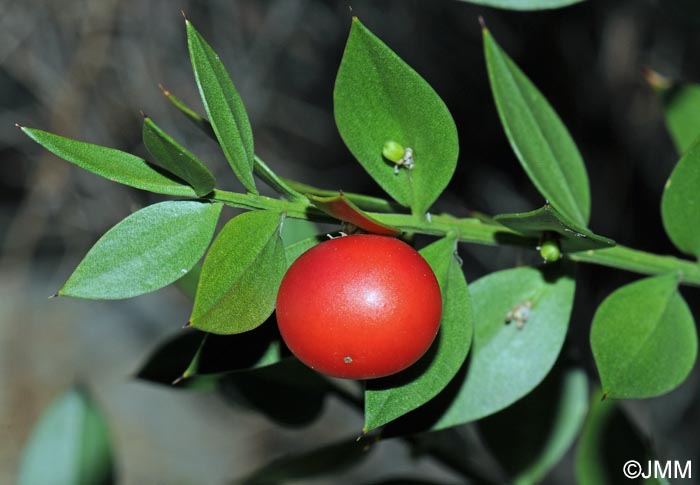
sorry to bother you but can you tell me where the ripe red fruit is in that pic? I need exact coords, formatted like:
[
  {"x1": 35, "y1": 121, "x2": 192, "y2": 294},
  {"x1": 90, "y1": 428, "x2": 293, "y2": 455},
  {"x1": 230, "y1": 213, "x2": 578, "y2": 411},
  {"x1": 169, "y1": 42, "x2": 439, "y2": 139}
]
[{"x1": 276, "y1": 234, "x2": 442, "y2": 379}]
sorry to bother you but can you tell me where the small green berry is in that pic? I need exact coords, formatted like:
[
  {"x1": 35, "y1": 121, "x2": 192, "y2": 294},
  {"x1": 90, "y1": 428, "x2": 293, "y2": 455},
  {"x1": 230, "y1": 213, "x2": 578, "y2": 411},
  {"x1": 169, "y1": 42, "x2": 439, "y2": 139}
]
[
  {"x1": 382, "y1": 140, "x2": 405, "y2": 163},
  {"x1": 540, "y1": 239, "x2": 561, "y2": 262}
]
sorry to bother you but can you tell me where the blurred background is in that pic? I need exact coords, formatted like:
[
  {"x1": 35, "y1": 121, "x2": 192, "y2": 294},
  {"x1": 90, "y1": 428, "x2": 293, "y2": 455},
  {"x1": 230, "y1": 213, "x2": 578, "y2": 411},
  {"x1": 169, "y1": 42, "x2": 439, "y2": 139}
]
[{"x1": 2, "y1": 0, "x2": 700, "y2": 483}]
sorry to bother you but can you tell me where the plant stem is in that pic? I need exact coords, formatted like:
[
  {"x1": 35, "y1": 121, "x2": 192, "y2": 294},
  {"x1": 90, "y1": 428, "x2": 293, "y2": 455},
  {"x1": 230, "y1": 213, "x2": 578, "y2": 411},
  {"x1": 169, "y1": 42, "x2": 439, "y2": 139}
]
[{"x1": 209, "y1": 190, "x2": 700, "y2": 288}]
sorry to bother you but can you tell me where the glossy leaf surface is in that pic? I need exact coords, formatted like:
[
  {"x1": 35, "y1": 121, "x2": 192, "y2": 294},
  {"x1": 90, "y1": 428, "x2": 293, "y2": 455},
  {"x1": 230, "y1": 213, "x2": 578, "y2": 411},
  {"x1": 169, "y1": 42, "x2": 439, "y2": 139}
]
[
  {"x1": 21, "y1": 127, "x2": 196, "y2": 197},
  {"x1": 495, "y1": 205, "x2": 614, "y2": 253},
  {"x1": 334, "y1": 18, "x2": 458, "y2": 214},
  {"x1": 484, "y1": 29, "x2": 590, "y2": 226},
  {"x1": 61, "y1": 201, "x2": 222, "y2": 299},
  {"x1": 190, "y1": 210, "x2": 286, "y2": 334},
  {"x1": 432, "y1": 263, "x2": 575, "y2": 428},
  {"x1": 143, "y1": 116, "x2": 216, "y2": 196},
  {"x1": 186, "y1": 20, "x2": 257, "y2": 193},
  {"x1": 590, "y1": 273, "x2": 697, "y2": 398},
  {"x1": 364, "y1": 236, "x2": 472, "y2": 431}
]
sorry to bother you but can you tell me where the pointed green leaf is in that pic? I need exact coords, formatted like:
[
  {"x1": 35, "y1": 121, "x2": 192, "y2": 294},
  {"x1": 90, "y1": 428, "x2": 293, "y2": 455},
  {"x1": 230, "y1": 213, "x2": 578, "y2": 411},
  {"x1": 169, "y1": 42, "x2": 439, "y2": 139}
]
[
  {"x1": 20, "y1": 127, "x2": 196, "y2": 196},
  {"x1": 646, "y1": 70, "x2": 700, "y2": 154},
  {"x1": 186, "y1": 20, "x2": 257, "y2": 193},
  {"x1": 239, "y1": 437, "x2": 373, "y2": 484},
  {"x1": 364, "y1": 236, "x2": 472, "y2": 431},
  {"x1": 191, "y1": 210, "x2": 286, "y2": 334},
  {"x1": 661, "y1": 136, "x2": 700, "y2": 258},
  {"x1": 484, "y1": 29, "x2": 590, "y2": 227},
  {"x1": 18, "y1": 388, "x2": 114, "y2": 485},
  {"x1": 495, "y1": 204, "x2": 615, "y2": 253},
  {"x1": 432, "y1": 263, "x2": 575, "y2": 429},
  {"x1": 137, "y1": 323, "x2": 286, "y2": 389},
  {"x1": 590, "y1": 273, "x2": 697, "y2": 398},
  {"x1": 334, "y1": 18, "x2": 459, "y2": 215},
  {"x1": 160, "y1": 84, "x2": 217, "y2": 139},
  {"x1": 60, "y1": 201, "x2": 222, "y2": 299},
  {"x1": 459, "y1": 0, "x2": 585, "y2": 9},
  {"x1": 143, "y1": 116, "x2": 216, "y2": 197},
  {"x1": 218, "y1": 358, "x2": 330, "y2": 426},
  {"x1": 308, "y1": 193, "x2": 401, "y2": 236},
  {"x1": 160, "y1": 85, "x2": 303, "y2": 200}
]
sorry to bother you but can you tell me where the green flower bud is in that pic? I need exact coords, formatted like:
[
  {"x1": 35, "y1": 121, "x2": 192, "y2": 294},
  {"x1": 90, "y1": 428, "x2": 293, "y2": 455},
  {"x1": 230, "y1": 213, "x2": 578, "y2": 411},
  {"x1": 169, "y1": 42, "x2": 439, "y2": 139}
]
[
  {"x1": 540, "y1": 239, "x2": 561, "y2": 262},
  {"x1": 382, "y1": 140, "x2": 405, "y2": 163}
]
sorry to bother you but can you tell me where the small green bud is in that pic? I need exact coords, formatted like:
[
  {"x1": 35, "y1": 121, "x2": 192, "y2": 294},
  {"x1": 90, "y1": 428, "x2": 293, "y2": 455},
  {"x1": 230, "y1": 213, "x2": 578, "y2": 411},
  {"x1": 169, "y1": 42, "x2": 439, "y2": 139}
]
[
  {"x1": 382, "y1": 140, "x2": 405, "y2": 163},
  {"x1": 540, "y1": 239, "x2": 561, "y2": 262}
]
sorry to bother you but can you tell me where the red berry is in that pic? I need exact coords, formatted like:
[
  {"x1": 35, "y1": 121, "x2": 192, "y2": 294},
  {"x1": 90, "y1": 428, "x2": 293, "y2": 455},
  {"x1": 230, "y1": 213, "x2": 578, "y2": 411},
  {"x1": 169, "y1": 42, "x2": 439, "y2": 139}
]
[{"x1": 276, "y1": 234, "x2": 442, "y2": 379}]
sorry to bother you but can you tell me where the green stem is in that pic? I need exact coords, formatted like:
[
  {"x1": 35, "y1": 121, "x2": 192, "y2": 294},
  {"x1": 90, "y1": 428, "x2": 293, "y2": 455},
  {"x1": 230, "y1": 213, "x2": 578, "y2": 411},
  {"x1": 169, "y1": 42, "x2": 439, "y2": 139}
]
[
  {"x1": 569, "y1": 245, "x2": 700, "y2": 286},
  {"x1": 281, "y1": 178, "x2": 402, "y2": 213},
  {"x1": 209, "y1": 190, "x2": 700, "y2": 288},
  {"x1": 252, "y1": 156, "x2": 305, "y2": 201}
]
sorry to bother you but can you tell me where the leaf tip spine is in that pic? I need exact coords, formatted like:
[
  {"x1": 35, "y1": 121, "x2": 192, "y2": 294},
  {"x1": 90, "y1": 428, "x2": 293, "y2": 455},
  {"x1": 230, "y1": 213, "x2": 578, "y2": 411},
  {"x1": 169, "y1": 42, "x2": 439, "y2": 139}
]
[
  {"x1": 601, "y1": 391, "x2": 608, "y2": 401},
  {"x1": 48, "y1": 292, "x2": 59, "y2": 300},
  {"x1": 158, "y1": 83, "x2": 171, "y2": 97},
  {"x1": 478, "y1": 16, "x2": 488, "y2": 32},
  {"x1": 172, "y1": 375, "x2": 185, "y2": 386},
  {"x1": 183, "y1": 321, "x2": 192, "y2": 329},
  {"x1": 181, "y1": 10, "x2": 189, "y2": 22}
]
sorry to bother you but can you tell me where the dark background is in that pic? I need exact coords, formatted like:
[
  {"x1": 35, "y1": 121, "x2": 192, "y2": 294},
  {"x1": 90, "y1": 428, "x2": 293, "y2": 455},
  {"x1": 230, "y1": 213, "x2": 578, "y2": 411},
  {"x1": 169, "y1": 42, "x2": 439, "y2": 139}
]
[{"x1": 2, "y1": 0, "x2": 699, "y2": 482}]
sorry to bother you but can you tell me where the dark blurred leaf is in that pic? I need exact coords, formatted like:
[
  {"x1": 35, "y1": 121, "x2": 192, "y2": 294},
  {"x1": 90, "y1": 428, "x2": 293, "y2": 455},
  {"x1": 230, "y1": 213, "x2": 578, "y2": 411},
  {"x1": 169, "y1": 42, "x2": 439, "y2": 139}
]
[
  {"x1": 431, "y1": 263, "x2": 576, "y2": 428},
  {"x1": 142, "y1": 116, "x2": 215, "y2": 197},
  {"x1": 646, "y1": 70, "x2": 700, "y2": 154},
  {"x1": 239, "y1": 436, "x2": 373, "y2": 484},
  {"x1": 459, "y1": 0, "x2": 584, "y2": 9},
  {"x1": 18, "y1": 388, "x2": 114, "y2": 485},
  {"x1": 495, "y1": 204, "x2": 614, "y2": 253},
  {"x1": 661, "y1": 135, "x2": 700, "y2": 258},
  {"x1": 365, "y1": 236, "x2": 472, "y2": 431},
  {"x1": 186, "y1": 20, "x2": 257, "y2": 193},
  {"x1": 136, "y1": 330, "x2": 206, "y2": 387},
  {"x1": 20, "y1": 127, "x2": 196, "y2": 197},
  {"x1": 136, "y1": 319, "x2": 287, "y2": 388},
  {"x1": 590, "y1": 273, "x2": 697, "y2": 399},
  {"x1": 478, "y1": 366, "x2": 588, "y2": 484},
  {"x1": 218, "y1": 358, "x2": 330, "y2": 427},
  {"x1": 484, "y1": 28, "x2": 590, "y2": 227},
  {"x1": 190, "y1": 210, "x2": 286, "y2": 334},
  {"x1": 309, "y1": 193, "x2": 401, "y2": 236},
  {"x1": 60, "y1": 201, "x2": 222, "y2": 299},
  {"x1": 334, "y1": 18, "x2": 458, "y2": 215},
  {"x1": 576, "y1": 389, "x2": 666, "y2": 485}
]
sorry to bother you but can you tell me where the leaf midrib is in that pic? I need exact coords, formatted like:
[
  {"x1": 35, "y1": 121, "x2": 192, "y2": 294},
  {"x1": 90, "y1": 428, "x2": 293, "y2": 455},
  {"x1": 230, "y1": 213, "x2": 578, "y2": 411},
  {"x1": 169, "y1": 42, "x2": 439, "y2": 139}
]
[{"x1": 489, "y1": 39, "x2": 586, "y2": 226}]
